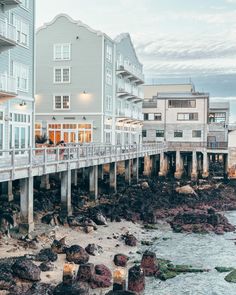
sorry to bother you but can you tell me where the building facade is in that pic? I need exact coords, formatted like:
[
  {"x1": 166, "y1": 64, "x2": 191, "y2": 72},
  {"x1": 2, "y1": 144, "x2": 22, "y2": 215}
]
[
  {"x1": 0, "y1": 0, "x2": 35, "y2": 150},
  {"x1": 142, "y1": 84, "x2": 209, "y2": 146},
  {"x1": 35, "y1": 14, "x2": 144, "y2": 146}
]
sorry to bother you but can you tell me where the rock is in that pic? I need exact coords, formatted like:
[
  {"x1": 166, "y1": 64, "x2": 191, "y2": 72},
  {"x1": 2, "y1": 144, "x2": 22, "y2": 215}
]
[
  {"x1": 141, "y1": 250, "x2": 159, "y2": 276},
  {"x1": 128, "y1": 265, "x2": 145, "y2": 293},
  {"x1": 51, "y1": 238, "x2": 67, "y2": 254},
  {"x1": 24, "y1": 283, "x2": 54, "y2": 295},
  {"x1": 0, "y1": 269, "x2": 15, "y2": 290},
  {"x1": 95, "y1": 264, "x2": 112, "y2": 279},
  {"x1": 141, "y1": 182, "x2": 149, "y2": 189},
  {"x1": 77, "y1": 263, "x2": 94, "y2": 282},
  {"x1": 53, "y1": 281, "x2": 89, "y2": 295},
  {"x1": 225, "y1": 269, "x2": 236, "y2": 283},
  {"x1": 114, "y1": 254, "x2": 129, "y2": 267},
  {"x1": 93, "y1": 212, "x2": 107, "y2": 226},
  {"x1": 66, "y1": 245, "x2": 89, "y2": 264},
  {"x1": 0, "y1": 213, "x2": 14, "y2": 233},
  {"x1": 42, "y1": 213, "x2": 56, "y2": 226},
  {"x1": 63, "y1": 262, "x2": 76, "y2": 285},
  {"x1": 90, "y1": 274, "x2": 112, "y2": 289},
  {"x1": 85, "y1": 243, "x2": 103, "y2": 256},
  {"x1": 39, "y1": 262, "x2": 54, "y2": 272},
  {"x1": 176, "y1": 185, "x2": 197, "y2": 196},
  {"x1": 124, "y1": 233, "x2": 137, "y2": 247},
  {"x1": 84, "y1": 225, "x2": 94, "y2": 233},
  {"x1": 36, "y1": 248, "x2": 58, "y2": 262},
  {"x1": 215, "y1": 267, "x2": 234, "y2": 273},
  {"x1": 12, "y1": 258, "x2": 41, "y2": 281}
]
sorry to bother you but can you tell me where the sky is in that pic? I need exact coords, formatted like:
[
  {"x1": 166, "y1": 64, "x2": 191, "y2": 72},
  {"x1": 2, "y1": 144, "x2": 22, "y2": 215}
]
[{"x1": 36, "y1": 0, "x2": 236, "y2": 122}]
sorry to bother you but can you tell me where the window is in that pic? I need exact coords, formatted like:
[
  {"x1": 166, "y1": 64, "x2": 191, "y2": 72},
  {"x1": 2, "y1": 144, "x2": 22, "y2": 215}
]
[
  {"x1": 149, "y1": 113, "x2": 154, "y2": 120},
  {"x1": 35, "y1": 123, "x2": 42, "y2": 137},
  {"x1": 192, "y1": 130, "x2": 201, "y2": 138},
  {"x1": 154, "y1": 113, "x2": 162, "y2": 121},
  {"x1": 54, "y1": 44, "x2": 71, "y2": 60},
  {"x1": 144, "y1": 114, "x2": 148, "y2": 120},
  {"x1": 13, "y1": 16, "x2": 29, "y2": 47},
  {"x1": 174, "y1": 130, "x2": 183, "y2": 138},
  {"x1": 105, "y1": 132, "x2": 111, "y2": 144},
  {"x1": 21, "y1": 0, "x2": 29, "y2": 9},
  {"x1": 54, "y1": 67, "x2": 70, "y2": 83},
  {"x1": 177, "y1": 113, "x2": 198, "y2": 121},
  {"x1": 13, "y1": 62, "x2": 29, "y2": 92},
  {"x1": 168, "y1": 100, "x2": 196, "y2": 108},
  {"x1": 106, "y1": 68, "x2": 112, "y2": 85},
  {"x1": 106, "y1": 45, "x2": 113, "y2": 62},
  {"x1": 156, "y1": 130, "x2": 164, "y2": 137},
  {"x1": 142, "y1": 130, "x2": 147, "y2": 138},
  {"x1": 105, "y1": 95, "x2": 112, "y2": 112},
  {"x1": 54, "y1": 95, "x2": 70, "y2": 110},
  {"x1": 209, "y1": 112, "x2": 226, "y2": 123}
]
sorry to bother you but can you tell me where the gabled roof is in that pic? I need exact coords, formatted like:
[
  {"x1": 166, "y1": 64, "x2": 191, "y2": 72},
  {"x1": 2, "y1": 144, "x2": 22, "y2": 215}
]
[
  {"x1": 37, "y1": 14, "x2": 113, "y2": 42},
  {"x1": 115, "y1": 33, "x2": 142, "y2": 67}
]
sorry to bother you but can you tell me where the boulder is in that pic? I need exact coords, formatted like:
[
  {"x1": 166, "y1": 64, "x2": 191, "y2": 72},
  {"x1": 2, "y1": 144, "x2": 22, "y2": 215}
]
[
  {"x1": 93, "y1": 212, "x2": 107, "y2": 226},
  {"x1": 95, "y1": 264, "x2": 112, "y2": 279},
  {"x1": 12, "y1": 258, "x2": 41, "y2": 281},
  {"x1": 128, "y1": 265, "x2": 145, "y2": 293},
  {"x1": 36, "y1": 248, "x2": 58, "y2": 262},
  {"x1": 51, "y1": 237, "x2": 67, "y2": 254},
  {"x1": 0, "y1": 270, "x2": 15, "y2": 290},
  {"x1": 225, "y1": 269, "x2": 236, "y2": 283},
  {"x1": 141, "y1": 250, "x2": 159, "y2": 276},
  {"x1": 124, "y1": 234, "x2": 137, "y2": 247},
  {"x1": 53, "y1": 281, "x2": 89, "y2": 295},
  {"x1": 85, "y1": 243, "x2": 103, "y2": 256},
  {"x1": 90, "y1": 274, "x2": 112, "y2": 289},
  {"x1": 24, "y1": 283, "x2": 54, "y2": 295},
  {"x1": 77, "y1": 263, "x2": 95, "y2": 282},
  {"x1": 114, "y1": 254, "x2": 129, "y2": 267},
  {"x1": 66, "y1": 245, "x2": 89, "y2": 264},
  {"x1": 176, "y1": 185, "x2": 197, "y2": 196}
]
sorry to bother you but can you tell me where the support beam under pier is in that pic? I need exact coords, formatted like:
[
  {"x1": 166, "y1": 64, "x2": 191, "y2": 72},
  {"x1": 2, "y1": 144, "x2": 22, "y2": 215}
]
[
  {"x1": 132, "y1": 158, "x2": 139, "y2": 183},
  {"x1": 19, "y1": 177, "x2": 34, "y2": 233},
  {"x1": 89, "y1": 165, "x2": 98, "y2": 199},
  {"x1": 110, "y1": 162, "x2": 117, "y2": 193},
  {"x1": 61, "y1": 170, "x2": 72, "y2": 216},
  {"x1": 191, "y1": 151, "x2": 198, "y2": 181},
  {"x1": 125, "y1": 159, "x2": 131, "y2": 185}
]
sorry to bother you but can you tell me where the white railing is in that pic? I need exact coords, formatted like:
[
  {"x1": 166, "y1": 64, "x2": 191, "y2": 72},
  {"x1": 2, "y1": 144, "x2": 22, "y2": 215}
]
[
  {"x1": 0, "y1": 74, "x2": 17, "y2": 94},
  {"x1": 0, "y1": 143, "x2": 167, "y2": 174},
  {"x1": 117, "y1": 63, "x2": 145, "y2": 82},
  {"x1": 0, "y1": 18, "x2": 17, "y2": 43}
]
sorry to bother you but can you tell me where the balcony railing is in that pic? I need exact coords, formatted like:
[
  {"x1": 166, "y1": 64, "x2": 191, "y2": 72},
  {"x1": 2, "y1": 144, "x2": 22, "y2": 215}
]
[
  {"x1": 207, "y1": 142, "x2": 228, "y2": 149},
  {"x1": 117, "y1": 63, "x2": 144, "y2": 84},
  {"x1": 0, "y1": 19, "x2": 17, "y2": 46},
  {"x1": 0, "y1": 74, "x2": 17, "y2": 97},
  {"x1": 0, "y1": 0, "x2": 21, "y2": 6}
]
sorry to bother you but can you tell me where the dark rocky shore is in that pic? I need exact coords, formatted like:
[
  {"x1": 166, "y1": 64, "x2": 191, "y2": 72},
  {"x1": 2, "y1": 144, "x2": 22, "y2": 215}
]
[{"x1": 0, "y1": 176, "x2": 236, "y2": 294}]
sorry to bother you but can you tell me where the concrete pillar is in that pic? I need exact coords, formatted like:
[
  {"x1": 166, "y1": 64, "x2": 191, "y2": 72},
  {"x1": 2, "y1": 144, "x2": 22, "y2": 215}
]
[
  {"x1": 202, "y1": 151, "x2": 209, "y2": 178},
  {"x1": 1, "y1": 181, "x2": 14, "y2": 202},
  {"x1": 40, "y1": 174, "x2": 50, "y2": 190},
  {"x1": 109, "y1": 162, "x2": 117, "y2": 193},
  {"x1": 191, "y1": 151, "x2": 198, "y2": 181},
  {"x1": 174, "y1": 151, "x2": 183, "y2": 179},
  {"x1": 61, "y1": 170, "x2": 72, "y2": 216},
  {"x1": 98, "y1": 164, "x2": 104, "y2": 180},
  {"x1": 89, "y1": 165, "x2": 98, "y2": 199},
  {"x1": 223, "y1": 154, "x2": 228, "y2": 178},
  {"x1": 125, "y1": 159, "x2": 131, "y2": 185},
  {"x1": 143, "y1": 155, "x2": 151, "y2": 176},
  {"x1": 71, "y1": 169, "x2": 78, "y2": 187},
  {"x1": 159, "y1": 152, "x2": 168, "y2": 177},
  {"x1": 132, "y1": 158, "x2": 139, "y2": 183},
  {"x1": 19, "y1": 177, "x2": 34, "y2": 233}
]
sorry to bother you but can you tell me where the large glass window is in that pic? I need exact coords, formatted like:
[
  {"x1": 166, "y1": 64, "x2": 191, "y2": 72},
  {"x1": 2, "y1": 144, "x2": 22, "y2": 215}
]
[
  {"x1": 12, "y1": 15, "x2": 29, "y2": 47},
  {"x1": 54, "y1": 95, "x2": 70, "y2": 110},
  {"x1": 54, "y1": 44, "x2": 71, "y2": 60},
  {"x1": 168, "y1": 100, "x2": 196, "y2": 108}
]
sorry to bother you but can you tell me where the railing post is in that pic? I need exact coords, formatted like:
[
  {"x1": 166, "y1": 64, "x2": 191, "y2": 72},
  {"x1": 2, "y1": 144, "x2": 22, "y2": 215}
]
[
  {"x1": 12, "y1": 147, "x2": 15, "y2": 180},
  {"x1": 44, "y1": 147, "x2": 47, "y2": 174}
]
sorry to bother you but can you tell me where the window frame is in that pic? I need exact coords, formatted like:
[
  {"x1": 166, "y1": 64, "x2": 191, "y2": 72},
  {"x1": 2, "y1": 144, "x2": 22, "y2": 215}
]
[
  {"x1": 192, "y1": 130, "x2": 202, "y2": 138},
  {"x1": 53, "y1": 67, "x2": 71, "y2": 84},
  {"x1": 156, "y1": 130, "x2": 164, "y2": 137},
  {"x1": 53, "y1": 43, "x2": 71, "y2": 61},
  {"x1": 168, "y1": 99, "x2": 196, "y2": 108},
  {"x1": 53, "y1": 94, "x2": 71, "y2": 110},
  {"x1": 174, "y1": 130, "x2": 183, "y2": 138},
  {"x1": 106, "y1": 44, "x2": 113, "y2": 63},
  {"x1": 13, "y1": 61, "x2": 29, "y2": 93},
  {"x1": 106, "y1": 68, "x2": 112, "y2": 85},
  {"x1": 177, "y1": 113, "x2": 198, "y2": 121}
]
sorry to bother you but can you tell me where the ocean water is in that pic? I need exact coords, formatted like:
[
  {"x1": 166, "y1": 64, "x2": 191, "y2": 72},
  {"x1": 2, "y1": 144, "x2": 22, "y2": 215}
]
[{"x1": 142, "y1": 211, "x2": 236, "y2": 295}]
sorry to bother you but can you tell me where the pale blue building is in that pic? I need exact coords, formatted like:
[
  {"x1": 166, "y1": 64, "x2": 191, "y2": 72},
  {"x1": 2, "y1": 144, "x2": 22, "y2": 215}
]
[{"x1": 0, "y1": 0, "x2": 35, "y2": 150}]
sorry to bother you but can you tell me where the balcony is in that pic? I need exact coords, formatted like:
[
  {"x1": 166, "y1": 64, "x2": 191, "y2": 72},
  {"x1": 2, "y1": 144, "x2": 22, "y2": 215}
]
[
  {"x1": 116, "y1": 84, "x2": 144, "y2": 103},
  {"x1": 0, "y1": 74, "x2": 17, "y2": 100},
  {"x1": 0, "y1": 0, "x2": 21, "y2": 7},
  {"x1": 116, "y1": 108, "x2": 143, "y2": 123},
  {"x1": 116, "y1": 64, "x2": 144, "y2": 85},
  {"x1": 0, "y1": 19, "x2": 17, "y2": 50},
  {"x1": 207, "y1": 142, "x2": 228, "y2": 150}
]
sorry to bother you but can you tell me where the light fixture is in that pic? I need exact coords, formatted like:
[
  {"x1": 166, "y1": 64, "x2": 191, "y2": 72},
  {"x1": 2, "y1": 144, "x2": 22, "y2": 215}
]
[
  {"x1": 83, "y1": 91, "x2": 87, "y2": 94},
  {"x1": 52, "y1": 116, "x2": 56, "y2": 120},
  {"x1": 82, "y1": 116, "x2": 86, "y2": 120},
  {"x1": 19, "y1": 100, "x2": 26, "y2": 106}
]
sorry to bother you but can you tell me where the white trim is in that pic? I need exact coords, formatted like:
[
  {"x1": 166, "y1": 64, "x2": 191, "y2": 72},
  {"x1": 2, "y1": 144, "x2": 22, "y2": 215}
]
[
  {"x1": 53, "y1": 67, "x2": 71, "y2": 84},
  {"x1": 36, "y1": 112, "x2": 102, "y2": 116},
  {"x1": 101, "y1": 35, "x2": 105, "y2": 143}
]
